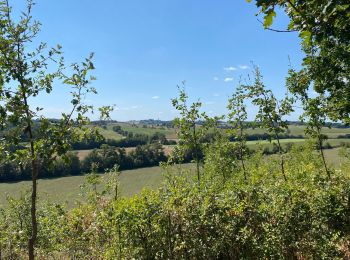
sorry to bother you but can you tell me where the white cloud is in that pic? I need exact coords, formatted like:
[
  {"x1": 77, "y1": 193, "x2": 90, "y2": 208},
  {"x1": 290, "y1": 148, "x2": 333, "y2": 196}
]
[
  {"x1": 213, "y1": 77, "x2": 219, "y2": 81},
  {"x1": 213, "y1": 93, "x2": 220, "y2": 97},
  {"x1": 224, "y1": 77, "x2": 234, "y2": 82},
  {"x1": 224, "y1": 66, "x2": 237, "y2": 71},
  {"x1": 239, "y1": 65, "x2": 249, "y2": 70},
  {"x1": 205, "y1": 101, "x2": 215, "y2": 105},
  {"x1": 151, "y1": 96, "x2": 160, "y2": 99},
  {"x1": 115, "y1": 105, "x2": 142, "y2": 111}
]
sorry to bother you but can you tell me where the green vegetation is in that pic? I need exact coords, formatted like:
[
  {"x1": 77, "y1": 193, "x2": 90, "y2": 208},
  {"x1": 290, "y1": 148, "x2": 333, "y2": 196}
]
[
  {"x1": 95, "y1": 126, "x2": 123, "y2": 140},
  {"x1": 2, "y1": 144, "x2": 350, "y2": 258},
  {"x1": 0, "y1": 164, "x2": 194, "y2": 208},
  {"x1": 1, "y1": 0, "x2": 350, "y2": 258},
  {"x1": 99, "y1": 121, "x2": 350, "y2": 141},
  {"x1": 108, "y1": 122, "x2": 177, "y2": 139},
  {"x1": 1, "y1": 148, "x2": 346, "y2": 209},
  {"x1": 250, "y1": 0, "x2": 350, "y2": 123}
]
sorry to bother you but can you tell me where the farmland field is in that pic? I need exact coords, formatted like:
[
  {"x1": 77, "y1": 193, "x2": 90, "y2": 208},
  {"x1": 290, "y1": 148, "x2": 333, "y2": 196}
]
[
  {"x1": 97, "y1": 122, "x2": 350, "y2": 142},
  {"x1": 75, "y1": 139, "x2": 350, "y2": 160},
  {"x1": 0, "y1": 164, "x2": 194, "y2": 208},
  {"x1": 106, "y1": 122, "x2": 177, "y2": 139},
  {"x1": 97, "y1": 126, "x2": 124, "y2": 140},
  {"x1": 1, "y1": 147, "x2": 348, "y2": 208},
  {"x1": 245, "y1": 125, "x2": 350, "y2": 139}
]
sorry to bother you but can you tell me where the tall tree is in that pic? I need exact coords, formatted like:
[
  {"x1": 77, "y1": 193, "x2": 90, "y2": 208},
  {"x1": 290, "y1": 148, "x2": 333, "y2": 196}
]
[
  {"x1": 248, "y1": 0, "x2": 350, "y2": 123},
  {"x1": 227, "y1": 83, "x2": 249, "y2": 182},
  {"x1": 0, "y1": 1, "x2": 111, "y2": 258},
  {"x1": 245, "y1": 67, "x2": 294, "y2": 181},
  {"x1": 287, "y1": 68, "x2": 330, "y2": 177},
  {"x1": 171, "y1": 84, "x2": 213, "y2": 187}
]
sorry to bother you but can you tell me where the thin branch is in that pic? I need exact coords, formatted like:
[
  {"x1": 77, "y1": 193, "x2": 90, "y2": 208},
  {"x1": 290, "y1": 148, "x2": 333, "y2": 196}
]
[{"x1": 257, "y1": 19, "x2": 298, "y2": 33}]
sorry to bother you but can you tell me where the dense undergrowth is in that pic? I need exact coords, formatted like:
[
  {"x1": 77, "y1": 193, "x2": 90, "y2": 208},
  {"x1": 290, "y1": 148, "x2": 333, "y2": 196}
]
[{"x1": 1, "y1": 143, "x2": 350, "y2": 259}]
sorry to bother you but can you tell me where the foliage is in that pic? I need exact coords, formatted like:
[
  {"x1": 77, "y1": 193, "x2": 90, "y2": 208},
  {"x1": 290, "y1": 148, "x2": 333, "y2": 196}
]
[
  {"x1": 171, "y1": 84, "x2": 219, "y2": 186},
  {"x1": 287, "y1": 72, "x2": 331, "y2": 175},
  {"x1": 0, "y1": 1, "x2": 111, "y2": 257},
  {"x1": 244, "y1": 67, "x2": 294, "y2": 180},
  {"x1": 249, "y1": 0, "x2": 350, "y2": 123},
  {"x1": 1, "y1": 142, "x2": 350, "y2": 258},
  {"x1": 228, "y1": 83, "x2": 249, "y2": 181}
]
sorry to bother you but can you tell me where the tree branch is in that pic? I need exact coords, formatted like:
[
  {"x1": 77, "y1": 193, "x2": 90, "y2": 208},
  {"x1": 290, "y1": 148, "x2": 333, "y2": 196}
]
[{"x1": 257, "y1": 19, "x2": 298, "y2": 33}]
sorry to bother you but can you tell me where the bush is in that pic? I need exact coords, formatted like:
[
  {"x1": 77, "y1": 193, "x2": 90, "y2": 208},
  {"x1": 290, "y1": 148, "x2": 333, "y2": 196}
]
[{"x1": 1, "y1": 143, "x2": 350, "y2": 258}]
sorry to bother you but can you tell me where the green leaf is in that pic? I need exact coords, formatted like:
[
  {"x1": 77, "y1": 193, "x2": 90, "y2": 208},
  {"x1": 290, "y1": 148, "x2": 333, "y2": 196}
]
[{"x1": 264, "y1": 10, "x2": 276, "y2": 28}]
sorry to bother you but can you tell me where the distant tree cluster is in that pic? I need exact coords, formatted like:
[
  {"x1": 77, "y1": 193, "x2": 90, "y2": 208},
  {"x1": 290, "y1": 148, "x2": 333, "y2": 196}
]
[{"x1": 0, "y1": 143, "x2": 167, "y2": 182}]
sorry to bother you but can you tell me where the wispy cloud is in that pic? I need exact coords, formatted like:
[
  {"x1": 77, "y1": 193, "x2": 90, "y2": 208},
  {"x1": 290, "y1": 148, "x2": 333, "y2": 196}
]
[
  {"x1": 151, "y1": 96, "x2": 160, "y2": 99},
  {"x1": 213, "y1": 77, "x2": 219, "y2": 81},
  {"x1": 224, "y1": 77, "x2": 234, "y2": 82},
  {"x1": 213, "y1": 93, "x2": 220, "y2": 97},
  {"x1": 224, "y1": 66, "x2": 237, "y2": 71},
  {"x1": 205, "y1": 101, "x2": 215, "y2": 105},
  {"x1": 238, "y1": 65, "x2": 249, "y2": 70},
  {"x1": 116, "y1": 105, "x2": 142, "y2": 111}
]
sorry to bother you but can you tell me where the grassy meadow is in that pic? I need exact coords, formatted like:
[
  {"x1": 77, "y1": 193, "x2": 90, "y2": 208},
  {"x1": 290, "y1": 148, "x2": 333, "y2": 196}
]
[
  {"x1": 1, "y1": 147, "x2": 347, "y2": 208},
  {"x1": 0, "y1": 164, "x2": 194, "y2": 208},
  {"x1": 97, "y1": 122, "x2": 350, "y2": 142}
]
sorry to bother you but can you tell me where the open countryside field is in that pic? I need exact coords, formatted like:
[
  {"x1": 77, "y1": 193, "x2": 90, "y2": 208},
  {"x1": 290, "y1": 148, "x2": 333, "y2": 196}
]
[
  {"x1": 96, "y1": 126, "x2": 124, "y2": 140},
  {"x1": 245, "y1": 125, "x2": 350, "y2": 138},
  {"x1": 247, "y1": 138, "x2": 350, "y2": 148},
  {"x1": 106, "y1": 122, "x2": 178, "y2": 140},
  {"x1": 75, "y1": 138, "x2": 350, "y2": 160},
  {"x1": 1, "y1": 148, "x2": 348, "y2": 208},
  {"x1": 0, "y1": 164, "x2": 194, "y2": 208},
  {"x1": 97, "y1": 122, "x2": 350, "y2": 142}
]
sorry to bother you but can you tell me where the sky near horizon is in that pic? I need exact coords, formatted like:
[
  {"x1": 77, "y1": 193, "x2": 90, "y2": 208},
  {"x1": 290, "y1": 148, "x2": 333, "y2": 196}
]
[{"x1": 14, "y1": 0, "x2": 304, "y2": 121}]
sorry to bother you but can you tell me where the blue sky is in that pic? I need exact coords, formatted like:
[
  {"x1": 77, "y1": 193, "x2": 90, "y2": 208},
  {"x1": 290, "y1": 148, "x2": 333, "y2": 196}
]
[{"x1": 15, "y1": 0, "x2": 304, "y2": 121}]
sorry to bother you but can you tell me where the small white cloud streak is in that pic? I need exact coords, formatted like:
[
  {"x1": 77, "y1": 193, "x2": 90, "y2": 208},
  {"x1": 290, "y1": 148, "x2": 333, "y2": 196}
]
[
  {"x1": 152, "y1": 96, "x2": 160, "y2": 99},
  {"x1": 213, "y1": 93, "x2": 220, "y2": 97},
  {"x1": 239, "y1": 65, "x2": 249, "y2": 70},
  {"x1": 224, "y1": 77, "x2": 234, "y2": 82},
  {"x1": 213, "y1": 77, "x2": 219, "y2": 81},
  {"x1": 115, "y1": 105, "x2": 142, "y2": 111},
  {"x1": 224, "y1": 66, "x2": 237, "y2": 71}
]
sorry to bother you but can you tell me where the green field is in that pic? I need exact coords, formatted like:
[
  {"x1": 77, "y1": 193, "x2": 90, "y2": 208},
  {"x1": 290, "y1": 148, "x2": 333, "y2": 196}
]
[
  {"x1": 98, "y1": 122, "x2": 350, "y2": 142},
  {"x1": 0, "y1": 164, "x2": 194, "y2": 208},
  {"x1": 247, "y1": 138, "x2": 350, "y2": 150},
  {"x1": 95, "y1": 126, "x2": 124, "y2": 140},
  {"x1": 74, "y1": 138, "x2": 350, "y2": 161},
  {"x1": 107, "y1": 122, "x2": 177, "y2": 139},
  {"x1": 1, "y1": 147, "x2": 349, "y2": 208},
  {"x1": 245, "y1": 125, "x2": 350, "y2": 139}
]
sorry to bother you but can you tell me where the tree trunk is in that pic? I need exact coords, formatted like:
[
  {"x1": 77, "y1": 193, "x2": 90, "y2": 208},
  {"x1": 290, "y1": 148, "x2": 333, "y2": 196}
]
[
  {"x1": 21, "y1": 87, "x2": 37, "y2": 260},
  {"x1": 240, "y1": 144, "x2": 247, "y2": 183},
  {"x1": 317, "y1": 128, "x2": 330, "y2": 179},
  {"x1": 192, "y1": 122, "x2": 200, "y2": 187},
  {"x1": 239, "y1": 126, "x2": 247, "y2": 183},
  {"x1": 28, "y1": 159, "x2": 38, "y2": 260},
  {"x1": 275, "y1": 133, "x2": 287, "y2": 181}
]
